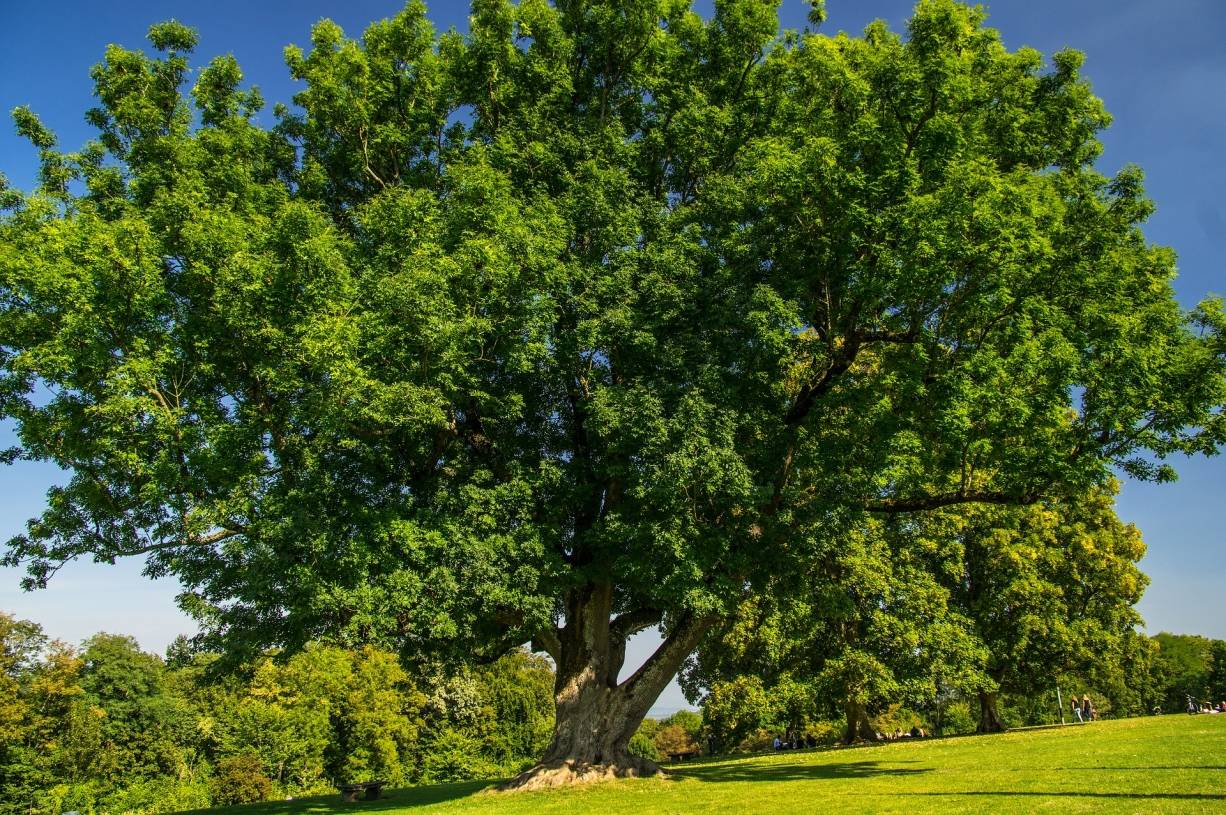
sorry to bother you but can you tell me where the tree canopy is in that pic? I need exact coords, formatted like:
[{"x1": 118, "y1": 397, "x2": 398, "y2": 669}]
[{"x1": 2, "y1": 0, "x2": 1223, "y2": 785}]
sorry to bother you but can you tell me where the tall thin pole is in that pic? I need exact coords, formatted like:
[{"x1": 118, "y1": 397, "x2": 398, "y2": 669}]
[{"x1": 1057, "y1": 685, "x2": 1065, "y2": 725}]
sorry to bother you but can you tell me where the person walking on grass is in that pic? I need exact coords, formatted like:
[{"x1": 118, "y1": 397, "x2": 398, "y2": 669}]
[
  {"x1": 1082, "y1": 694, "x2": 1093, "y2": 723},
  {"x1": 1072, "y1": 695, "x2": 1083, "y2": 723}
]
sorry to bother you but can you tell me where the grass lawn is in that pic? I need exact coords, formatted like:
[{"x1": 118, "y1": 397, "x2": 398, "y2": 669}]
[{"x1": 187, "y1": 715, "x2": 1226, "y2": 815}]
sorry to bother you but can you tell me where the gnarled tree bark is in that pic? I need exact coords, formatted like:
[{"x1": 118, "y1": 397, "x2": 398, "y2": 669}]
[{"x1": 498, "y1": 582, "x2": 715, "y2": 791}]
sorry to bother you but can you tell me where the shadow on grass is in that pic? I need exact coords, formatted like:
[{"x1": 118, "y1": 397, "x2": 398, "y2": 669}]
[
  {"x1": 668, "y1": 758, "x2": 932, "y2": 785},
  {"x1": 179, "y1": 780, "x2": 493, "y2": 815}
]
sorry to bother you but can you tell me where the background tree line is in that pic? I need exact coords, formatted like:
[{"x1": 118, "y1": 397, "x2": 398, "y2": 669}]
[
  {"x1": 0, "y1": 616, "x2": 553, "y2": 814},
  {"x1": 3, "y1": 604, "x2": 1223, "y2": 815},
  {"x1": 691, "y1": 626, "x2": 1175, "y2": 753}
]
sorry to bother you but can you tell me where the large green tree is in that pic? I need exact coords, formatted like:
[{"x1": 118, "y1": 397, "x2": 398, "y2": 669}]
[{"x1": 3, "y1": 0, "x2": 1224, "y2": 786}]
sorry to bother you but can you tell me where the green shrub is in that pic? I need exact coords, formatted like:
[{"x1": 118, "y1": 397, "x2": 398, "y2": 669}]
[
  {"x1": 872, "y1": 704, "x2": 923, "y2": 737},
  {"x1": 660, "y1": 710, "x2": 703, "y2": 737},
  {"x1": 210, "y1": 754, "x2": 274, "y2": 805},
  {"x1": 417, "y1": 728, "x2": 501, "y2": 784},
  {"x1": 735, "y1": 728, "x2": 776, "y2": 753},
  {"x1": 628, "y1": 730, "x2": 660, "y2": 762},
  {"x1": 99, "y1": 778, "x2": 211, "y2": 814},
  {"x1": 802, "y1": 720, "x2": 842, "y2": 747},
  {"x1": 936, "y1": 702, "x2": 976, "y2": 735},
  {"x1": 37, "y1": 782, "x2": 102, "y2": 815}
]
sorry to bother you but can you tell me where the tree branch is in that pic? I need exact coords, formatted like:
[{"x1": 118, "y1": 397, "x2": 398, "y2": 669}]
[
  {"x1": 101, "y1": 526, "x2": 246, "y2": 558},
  {"x1": 784, "y1": 351, "x2": 857, "y2": 426},
  {"x1": 863, "y1": 489, "x2": 1040, "y2": 513},
  {"x1": 858, "y1": 328, "x2": 920, "y2": 344},
  {"x1": 609, "y1": 608, "x2": 663, "y2": 642},
  {"x1": 616, "y1": 612, "x2": 718, "y2": 710},
  {"x1": 531, "y1": 627, "x2": 562, "y2": 663}
]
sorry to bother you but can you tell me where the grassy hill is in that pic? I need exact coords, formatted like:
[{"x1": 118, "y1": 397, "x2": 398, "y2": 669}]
[{"x1": 186, "y1": 715, "x2": 1226, "y2": 815}]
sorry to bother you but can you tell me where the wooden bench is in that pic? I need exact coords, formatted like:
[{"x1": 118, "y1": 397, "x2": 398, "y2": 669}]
[
  {"x1": 667, "y1": 750, "x2": 700, "y2": 763},
  {"x1": 338, "y1": 780, "x2": 387, "y2": 802}
]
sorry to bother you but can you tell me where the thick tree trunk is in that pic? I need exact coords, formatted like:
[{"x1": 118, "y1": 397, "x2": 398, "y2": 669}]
[
  {"x1": 499, "y1": 583, "x2": 714, "y2": 791},
  {"x1": 977, "y1": 691, "x2": 1006, "y2": 734},
  {"x1": 842, "y1": 700, "x2": 880, "y2": 745}
]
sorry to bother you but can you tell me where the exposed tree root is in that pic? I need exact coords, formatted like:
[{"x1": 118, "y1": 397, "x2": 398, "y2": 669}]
[{"x1": 495, "y1": 755, "x2": 662, "y2": 792}]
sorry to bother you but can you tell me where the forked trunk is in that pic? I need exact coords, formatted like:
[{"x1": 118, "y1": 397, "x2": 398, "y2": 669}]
[
  {"x1": 842, "y1": 699, "x2": 880, "y2": 744},
  {"x1": 513, "y1": 681, "x2": 657, "y2": 788},
  {"x1": 977, "y1": 691, "x2": 1006, "y2": 733},
  {"x1": 499, "y1": 583, "x2": 714, "y2": 791}
]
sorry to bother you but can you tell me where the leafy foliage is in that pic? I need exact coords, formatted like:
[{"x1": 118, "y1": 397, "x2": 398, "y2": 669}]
[
  {"x1": 0, "y1": 613, "x2": 553, "y2": 814},
  {"x1": 686, "y1": 514, "x2": 984, "y2": 742},
  {"x1": 944, "y1": 484, "x2": 1148, "y2": 700},
  {"x1": 1151, "y1": 633, "x2": 1221, "y2": 712},
  {"x1": 687, "y1": 484, "x2": 1154, "y2": 739},
  {"x1": 2, "y1": 0, "x2": 1223, "y2": 768},
  {"x1": 211, "y1": 754, "x2": 274, "y2": 806}
]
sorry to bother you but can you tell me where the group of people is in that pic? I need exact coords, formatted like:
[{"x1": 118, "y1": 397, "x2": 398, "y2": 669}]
[
  {"x1": 772, "y1": 735, "x2": 817, "y2": 750},
  {"x1": 1070, "y1": 694, "x2": 1096, "y2": 723},
  {"x1": 1186, "y1": 697, "x2": 1226, "y2": 714},
  {"x1": 883, "y1": 726, "x2": 928, "y2": 741}
]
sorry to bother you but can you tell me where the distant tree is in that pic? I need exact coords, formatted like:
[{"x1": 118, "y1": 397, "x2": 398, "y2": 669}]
[
  {"x1": 161, "y1": 650, "x2": 245, "y2": 777},
  {"x1": 655, "y1": 709, "x2": 704, "y2": 755},
  {"x1": 217, "y1": 656, "x2": 332, "y2": 790},
  {"x1": 646, "y1": 711, "x2": 701, "y2": 757},
  {"x1": 0, "y1": 634, "x2": 110, "y2": 815},
  {"x1": 0, "y1": 613, "x2": 44, "y2": 743},
  {"x1": 1207, "y1": 640, "x2": 1226, "y2": 704},
  {"x1": 0, "y1": 613, "x2": 47, "y2": 815},
  {"x1": 256, "y1": 644, "x2": 425, "y2": 785},
  {"x1": 4, "y1": 0, "x2": 1223, "y2": 787},
  {"x1": 945, "y1": 484, "x2": 1148, "y2": 732},
  {"x1": 627, "y1": 719, "x2": 661, "y2": 763},
  {"x1": 77, "y1": 634, "x2": 193, "y2": 782},
  {"x1": 686, "y1": 517, "x2": 982, "y2": 744},
  {"x1": 653, "y1": 723, "x2": 700, "y2": 758},
  {"x1": 1083, "y1": 627, "x2": 1160, "y2": 718},
  {"x1": 698, "y1": 675, "x2": 776, "y2": 752},
  {"x1": 1151, "y1": 632, "x2": 1217, "y2": 712}
]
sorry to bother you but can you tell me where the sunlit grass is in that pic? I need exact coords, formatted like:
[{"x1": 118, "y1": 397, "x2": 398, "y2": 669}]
[{"x1": 182, "y1": 715, "x2": 1226, "y2": 814}]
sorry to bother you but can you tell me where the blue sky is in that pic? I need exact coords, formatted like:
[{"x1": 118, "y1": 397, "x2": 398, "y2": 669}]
[{"x1": 1, "y1": 1, "x2": 1224, "y2": 714}]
